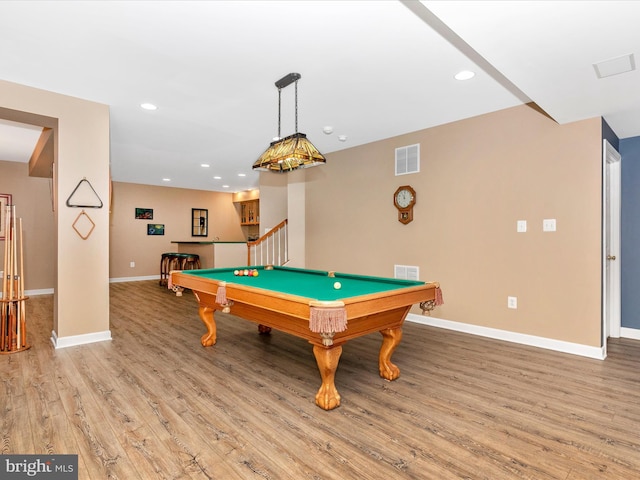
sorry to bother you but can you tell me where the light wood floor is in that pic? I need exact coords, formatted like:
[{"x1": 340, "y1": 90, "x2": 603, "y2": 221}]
[{"x1": 2, "y1": 280, "x2": 640, "y2": 479}]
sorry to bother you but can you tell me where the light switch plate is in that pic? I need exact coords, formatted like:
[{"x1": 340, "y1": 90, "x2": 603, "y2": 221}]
[
  {"x1": 543, "y1": 219, "x2": 556, "y2": 232},
  {"x1": 517, "y1": 220, "x2": 527, "y2": 233},
  {"x1": 507, "y1": 296, "x2": 518, "y2": 309}
]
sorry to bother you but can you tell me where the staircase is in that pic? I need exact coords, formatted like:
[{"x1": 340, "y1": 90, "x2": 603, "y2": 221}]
[{"x1": 247, "y1": 219, "x2": 289, "y2": 267}]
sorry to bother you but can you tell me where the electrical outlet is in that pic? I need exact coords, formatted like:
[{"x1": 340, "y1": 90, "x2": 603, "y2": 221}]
[
  {"x1": 507, "y1": 296, "x2": 518, "y2": 309},
  {"x1": 130, "y1": 261, "x2": 135, "y2": 268}
]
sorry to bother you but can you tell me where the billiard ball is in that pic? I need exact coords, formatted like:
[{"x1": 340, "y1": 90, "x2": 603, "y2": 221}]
[
  {"x1": 252, "y1": 270, "x2": 259, "y2": 277},
  {"x1": 234, "y1": 270, "x2": 239, "y2": 276},
  {"x1": 244, "y1": 269, "x2": 249, "y2": 276},
  {"x1": 333, "y1": 281, "x2": 342, "y2": 290}
]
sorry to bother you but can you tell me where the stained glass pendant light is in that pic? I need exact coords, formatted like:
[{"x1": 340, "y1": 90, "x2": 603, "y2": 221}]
[{"x1": 252, "y1": 73, "x2": 326, "y2": 173}]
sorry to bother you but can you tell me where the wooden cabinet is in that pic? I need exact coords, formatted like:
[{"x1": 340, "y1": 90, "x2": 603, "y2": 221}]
[{"x1": 240, "y1": 200, "x2": 259, "y2": 226}]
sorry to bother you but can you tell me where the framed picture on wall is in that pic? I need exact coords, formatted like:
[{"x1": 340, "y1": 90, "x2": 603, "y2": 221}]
[
  {"x1": 0, "y1": 193, "x2": 12, "y2": 240},
  {"x1": 135, "y1": 208, "x2": 153, "y2": 219},
  {"x1": 147, "y1": 224, "x2": 165, "y2": 235},
  {"x1": 192, "y1": 208, "x2": 208, "y2": 237}
]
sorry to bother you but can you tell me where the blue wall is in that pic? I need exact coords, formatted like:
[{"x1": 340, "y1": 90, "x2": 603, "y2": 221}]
[
  {"x1": 603, "y1": 118, "x2": 619, "y2": 151},
  {"x1": 620, "y1": 136, "x2": 640, "y2": 329}
]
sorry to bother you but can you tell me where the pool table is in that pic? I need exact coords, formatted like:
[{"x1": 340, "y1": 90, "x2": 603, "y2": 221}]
[{"x1": 170, "y1": 265, "x2": 442, "y2": 410}]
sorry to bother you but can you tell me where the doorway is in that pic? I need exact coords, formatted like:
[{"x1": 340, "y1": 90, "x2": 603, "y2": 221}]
[{"x1": 602, "y1": 139, "x2": 621, "y2": 355}]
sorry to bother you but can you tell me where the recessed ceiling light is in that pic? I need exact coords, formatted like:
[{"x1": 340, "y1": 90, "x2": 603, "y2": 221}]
[
  {"x1": 454, "y1": 70, "x2": 475, "y2": 81},
  {"x1": 323, "y1": 126, "x2": 333, "y2": 135},
  {"x1": 238, "y1": 173, "x2": 246, "y2": 177},
  {"x1": 201, "y1": 163, "x2": 210, "y2": 168},
  {"x1": 213, "y1": 176, "x2": 221, "y2": 180},
  {"x1": 338, "y1": 135, "x2": 347, "y2": 142},
  {"x1": 222, "y1": 185, "x2": 230, "y2": 188},
  {"x1": 162, "y1": 178, "x2": 170, "y2": 182},
  {"x1": 140, "y1": 103, "x2": 158, "y2": 110}
]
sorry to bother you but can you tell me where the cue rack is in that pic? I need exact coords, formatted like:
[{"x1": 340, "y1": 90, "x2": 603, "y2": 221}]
[{"x1": 1, "y1": 204, "x2": 29, "y2": 354}]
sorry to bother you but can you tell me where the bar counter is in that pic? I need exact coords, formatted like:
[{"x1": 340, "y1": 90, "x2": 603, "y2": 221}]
[{"x1": 171, "y1": 241, "x2": 247, "y2": 269}]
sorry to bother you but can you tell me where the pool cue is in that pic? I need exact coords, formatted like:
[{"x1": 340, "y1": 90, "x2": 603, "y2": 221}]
[
  {"x1": 2, "y1": 204, "x2": 8, "y2": 298},
  {"x1": 18, "y1": 218, "x2": 25, "y2": 348},
  {"x1": 12, "y1": 205, "x2": 17, "y2": 298},
  {"x1": 8, "y1": 301, "x2": 15, "y2": 350},
  {"x1": 5, "y1": 206, "x2": 13, "y2": 350},
  {"x1": 1, "y1": 205, "x2": 9, "y2": 350},
  {"x1": 9, "y1": 206, "x2": 17, "y2": 350},
  {"x1": 8, "y1": 206, "x2": 14, "y2": 300},
  {"x1": 2, "y1": 205, "x2": 7, "y2": 298},
  {"x1": 16, "y1": 217, "x2": 22, "y2": 348}
]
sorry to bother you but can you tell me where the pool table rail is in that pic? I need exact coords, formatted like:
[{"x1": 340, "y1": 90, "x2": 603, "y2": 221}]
[{"x1": 171, "y1": 270, "x2": 435, "y2": 342}]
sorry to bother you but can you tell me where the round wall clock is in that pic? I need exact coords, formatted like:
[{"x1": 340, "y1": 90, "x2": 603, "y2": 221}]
[{"x1": 393, "y1": 185, "x2": 416, "y2": 224}]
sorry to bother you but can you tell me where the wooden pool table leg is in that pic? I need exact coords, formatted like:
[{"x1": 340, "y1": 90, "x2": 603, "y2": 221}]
[
  {"x1": 379, "y1": 326, "x2": 402, "y2": 380},
  {"x1": 258, "y1": 324, "x2": 272, "y2": 335},
  {"x1": 312, "y1": 344, "x2": 343, "y2": 410},
  {"x1": 198, "y1": 305, "x2": 217, "y2": 347}
]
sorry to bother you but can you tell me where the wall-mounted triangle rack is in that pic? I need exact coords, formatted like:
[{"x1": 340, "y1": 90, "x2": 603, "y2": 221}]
[{"x1": 66, "y1": 178, "x2": 103, "y2": 208}]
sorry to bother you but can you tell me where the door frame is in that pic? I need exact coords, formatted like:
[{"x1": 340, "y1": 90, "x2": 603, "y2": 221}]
[{"x1": 602, "y1": 139, "x2": 621, "y2": 354}]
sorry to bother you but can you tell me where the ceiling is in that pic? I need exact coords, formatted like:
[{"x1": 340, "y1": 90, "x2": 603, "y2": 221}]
[{"x1": 0, "y1": 1, "x2": 638, "y2": 192}]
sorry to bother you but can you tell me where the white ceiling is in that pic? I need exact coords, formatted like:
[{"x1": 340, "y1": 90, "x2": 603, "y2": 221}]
[
  {"x1": 0, "y1": 1, "x2": 638, "y2": 192},
  {"x1": 0, "y1": 118, "x2": 44, "y2": 162}
]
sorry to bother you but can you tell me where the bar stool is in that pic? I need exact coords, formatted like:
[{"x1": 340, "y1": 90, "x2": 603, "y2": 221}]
[
  {"x1": 159, "y1": 252, "x2": 180, "y2": 286},
  {"x1": 168, "y1": 253, "x2": 186, "y2": 272},
  {"x1": 181, "y1": 254, "x2": 201, "y2": 271}
]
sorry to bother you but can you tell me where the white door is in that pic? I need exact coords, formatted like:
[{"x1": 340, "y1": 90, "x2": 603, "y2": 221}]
[{"x1": 602, "y1": 139, "x2": 621, "y2": 352}]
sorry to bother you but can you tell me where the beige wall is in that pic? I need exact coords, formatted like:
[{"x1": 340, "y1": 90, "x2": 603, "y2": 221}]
[
  {"x1": 256, "y1": 172, "x2": 288, "y2": 234},
  {"x1": 110, "y1": 182, "x2": 245, "y2": 279},
  {"x1": 1, "y1": 88, "x2": 602, "y2": 350},
  {"x1": 286, "y1": 170, "x2": 307, "y2": 268},
  {"x1": 0, "y1": 171, "x2": 248, "y2": 285},
  {"x1": 303, "y1": 105, "x2": 602, "y2": 347},
  {"x1": 0, "y1": 79, "x2": 110, "y2": 340},
  {"x1": 0, "y1": 160, "x2": 55, "y2": 291}
]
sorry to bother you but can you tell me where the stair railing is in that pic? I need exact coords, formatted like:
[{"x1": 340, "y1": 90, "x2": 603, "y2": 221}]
[{"x1": 247, "y1": 219, "x2": 288, "y2": 266}]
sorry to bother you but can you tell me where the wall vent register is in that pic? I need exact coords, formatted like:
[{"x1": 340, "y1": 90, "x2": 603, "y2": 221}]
[
  {"x1": 395, "y1": 143, "x2": 420, "y2": 175},
  {"x1": 394, "y1": 264, "x2": 419, "y2": 281}
]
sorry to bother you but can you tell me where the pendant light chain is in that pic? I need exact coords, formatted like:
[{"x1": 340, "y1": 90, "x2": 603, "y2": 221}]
[
  {"x1": 277, "y1": 87, "x2": 282, "y2": 139},
  {"x1": 295, "y1": 80, "x2": 298, "y2": 133}
]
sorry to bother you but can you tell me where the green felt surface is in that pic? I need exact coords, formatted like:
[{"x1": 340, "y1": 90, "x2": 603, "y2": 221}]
[{"x1": 182, "y1": 266, "x2": 425, "y2": 301}]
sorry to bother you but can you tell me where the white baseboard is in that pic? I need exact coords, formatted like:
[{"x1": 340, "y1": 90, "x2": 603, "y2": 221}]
[
  {"x1": 25, "y1": 288, "x2": 54, "y2": 296},
  {"x1": 621, "y1": 326, "x2": 640, "y2": 340},
  {"x1": 406, "y1": 313, "x2": 606, "y2": 360},
  {"x1": 21, "y1": 276, "x2": 160, "y2": 291},
  {"x1": 109, "y1": 275, "x2": 160, "y2": 283},
  {"x1": 51, "y1": 329, "x2": 112, "y2": 349}
]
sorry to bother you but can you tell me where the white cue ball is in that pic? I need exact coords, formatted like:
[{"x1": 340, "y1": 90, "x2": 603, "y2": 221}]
[{"x1": 333, "y1": 281, "x2": 342, "y2": 290}]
